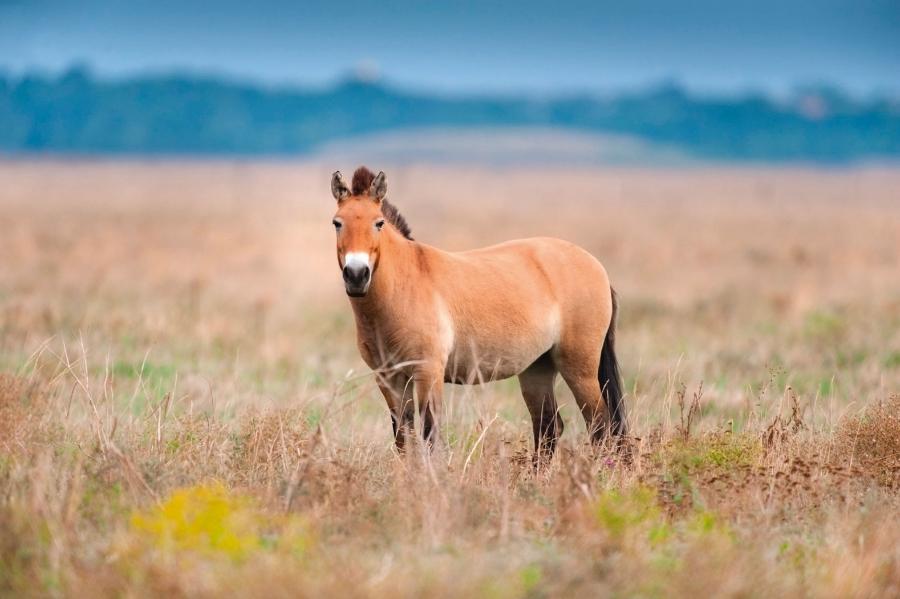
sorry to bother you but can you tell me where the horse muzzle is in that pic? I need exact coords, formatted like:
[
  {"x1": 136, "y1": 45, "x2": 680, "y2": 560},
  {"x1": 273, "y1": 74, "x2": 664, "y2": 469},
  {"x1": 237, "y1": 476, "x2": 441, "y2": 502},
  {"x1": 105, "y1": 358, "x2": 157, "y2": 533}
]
[{"x1": 342, "y1": 263, "x2": 371, "y2": 297}]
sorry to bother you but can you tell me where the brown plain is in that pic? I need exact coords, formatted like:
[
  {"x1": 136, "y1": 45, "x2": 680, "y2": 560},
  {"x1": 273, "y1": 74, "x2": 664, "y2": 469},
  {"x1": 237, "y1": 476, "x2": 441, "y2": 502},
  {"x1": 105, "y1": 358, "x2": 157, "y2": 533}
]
[{"x1": 1, "y1": 161, "x2": 899, "y2": 597}]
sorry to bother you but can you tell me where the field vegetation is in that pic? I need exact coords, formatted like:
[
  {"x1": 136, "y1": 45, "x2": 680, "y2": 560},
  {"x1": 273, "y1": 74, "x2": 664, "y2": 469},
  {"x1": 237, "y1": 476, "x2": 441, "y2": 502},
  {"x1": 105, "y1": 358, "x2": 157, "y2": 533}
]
[{"x1": 1, "y1": 162, "x2": 898, "y2": 597}]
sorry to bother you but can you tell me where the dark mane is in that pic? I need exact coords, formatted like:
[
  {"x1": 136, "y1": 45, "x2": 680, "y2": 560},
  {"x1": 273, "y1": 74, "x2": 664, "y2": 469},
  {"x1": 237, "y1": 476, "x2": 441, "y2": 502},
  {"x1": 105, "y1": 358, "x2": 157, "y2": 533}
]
[
  {"x1": 381, "y1": 199, "x2": 413, "y2": 240},
  {"x1": 352, "y1": 166, "x2": 413, "y2": 240}
]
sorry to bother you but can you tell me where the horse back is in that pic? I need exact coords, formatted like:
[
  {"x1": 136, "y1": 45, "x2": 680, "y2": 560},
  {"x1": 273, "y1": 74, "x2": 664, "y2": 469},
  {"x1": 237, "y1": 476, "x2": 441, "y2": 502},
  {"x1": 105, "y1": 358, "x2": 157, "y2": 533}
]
[{"x1": 426, "y1": 237, "x2": 612, "y2": 380}]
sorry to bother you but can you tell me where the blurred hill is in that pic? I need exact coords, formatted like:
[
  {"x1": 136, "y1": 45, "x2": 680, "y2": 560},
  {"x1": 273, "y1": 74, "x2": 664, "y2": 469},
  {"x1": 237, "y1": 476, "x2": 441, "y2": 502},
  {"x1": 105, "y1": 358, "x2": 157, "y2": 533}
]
[
  {"x1": 1, "y1": 67, "x2": 898, "y2": 163},
  {"x1": 316, "y1": 128, "x2": 694, "y2": 166}
]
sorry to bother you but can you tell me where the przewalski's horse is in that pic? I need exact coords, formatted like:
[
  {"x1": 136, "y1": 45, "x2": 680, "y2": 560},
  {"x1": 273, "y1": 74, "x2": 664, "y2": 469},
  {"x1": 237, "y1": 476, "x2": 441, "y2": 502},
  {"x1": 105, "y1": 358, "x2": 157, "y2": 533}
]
[{"x1": 331, "y1": 167, "x2": 625, "y2": 461}]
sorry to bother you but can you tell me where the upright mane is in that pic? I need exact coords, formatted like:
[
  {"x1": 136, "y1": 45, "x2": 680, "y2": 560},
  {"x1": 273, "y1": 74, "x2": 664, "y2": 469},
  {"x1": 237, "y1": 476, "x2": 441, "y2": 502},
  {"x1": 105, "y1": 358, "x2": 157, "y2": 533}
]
[
  {"x1": 350, "y1": 167, "x2": 376, "y2": 195},
  {"x1": 352, "y1": 166, "x2": 413, "y2": 240}
]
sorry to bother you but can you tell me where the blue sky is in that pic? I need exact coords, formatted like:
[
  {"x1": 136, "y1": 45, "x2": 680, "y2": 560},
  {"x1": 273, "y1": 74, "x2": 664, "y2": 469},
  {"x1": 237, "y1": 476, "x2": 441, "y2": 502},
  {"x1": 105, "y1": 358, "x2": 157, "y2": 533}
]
[{"x1": 1, "y1": 0, "x2": 898, "y2": 95}]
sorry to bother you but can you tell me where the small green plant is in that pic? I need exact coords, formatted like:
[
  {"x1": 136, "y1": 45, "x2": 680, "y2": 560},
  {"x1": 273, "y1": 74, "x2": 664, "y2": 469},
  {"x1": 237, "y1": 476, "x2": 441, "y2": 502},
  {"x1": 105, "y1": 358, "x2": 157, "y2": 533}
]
[
  {"x1": 883, "y1": 351, "x2": 900, "y2": 369},
  {"x1": 803, "y1": 310, "x2": 845, "y2": 341},
  {"x1": 593, "y1": 486, "x2": 670, "y2": 545},
  {"x1": 670, "y1": 434, "x2": 760, "y2": 472},
  {"x1": 685, "y1": 510, "x2": 732, "y2": 540}
]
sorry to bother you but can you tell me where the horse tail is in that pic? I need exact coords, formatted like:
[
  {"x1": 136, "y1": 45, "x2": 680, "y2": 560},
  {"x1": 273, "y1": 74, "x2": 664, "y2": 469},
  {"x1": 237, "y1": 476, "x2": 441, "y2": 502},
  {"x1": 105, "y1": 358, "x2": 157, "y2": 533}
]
[{"x1": 599, "y1": 287, "x2": 627, "y2": 436}]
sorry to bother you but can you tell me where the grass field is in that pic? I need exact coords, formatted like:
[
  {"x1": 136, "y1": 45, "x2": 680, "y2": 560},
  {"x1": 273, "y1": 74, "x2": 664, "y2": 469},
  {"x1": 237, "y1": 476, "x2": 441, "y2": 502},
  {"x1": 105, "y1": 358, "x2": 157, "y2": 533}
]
[{"x1": 1, "y1": 161, "x2": 899, "y2": 597}]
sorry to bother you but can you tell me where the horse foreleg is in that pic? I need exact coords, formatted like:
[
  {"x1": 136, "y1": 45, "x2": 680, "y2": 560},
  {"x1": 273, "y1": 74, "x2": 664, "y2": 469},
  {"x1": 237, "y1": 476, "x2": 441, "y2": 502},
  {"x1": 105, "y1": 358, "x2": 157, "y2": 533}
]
[
  {"x1": 376, "y1": 372, "x2": 414, "y2": 451},
  {"x1": 413, "y1": 367, "x2": 443, "y2": 447}
]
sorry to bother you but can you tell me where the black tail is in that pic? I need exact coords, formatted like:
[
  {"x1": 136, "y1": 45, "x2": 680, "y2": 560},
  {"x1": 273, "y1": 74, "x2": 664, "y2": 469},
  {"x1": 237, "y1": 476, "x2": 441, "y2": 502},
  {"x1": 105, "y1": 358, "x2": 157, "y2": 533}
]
[{"x1": 599, "y1": 288, "x2": 627, "y2": 436}]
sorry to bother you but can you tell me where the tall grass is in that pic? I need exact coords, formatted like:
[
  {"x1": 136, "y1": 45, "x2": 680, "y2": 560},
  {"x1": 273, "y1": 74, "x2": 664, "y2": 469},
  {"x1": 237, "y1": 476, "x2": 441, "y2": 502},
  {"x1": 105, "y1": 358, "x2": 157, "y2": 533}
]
[{"x1": 1, "y1": 162, "x2": 898, "y2": 597}]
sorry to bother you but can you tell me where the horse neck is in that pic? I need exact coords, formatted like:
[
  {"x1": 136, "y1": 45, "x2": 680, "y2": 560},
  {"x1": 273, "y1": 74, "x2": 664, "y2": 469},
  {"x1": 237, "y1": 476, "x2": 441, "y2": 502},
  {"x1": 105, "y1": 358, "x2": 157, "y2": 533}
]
[{"x1": 349, "y1": 227, "x2": 421, "y2": 325}]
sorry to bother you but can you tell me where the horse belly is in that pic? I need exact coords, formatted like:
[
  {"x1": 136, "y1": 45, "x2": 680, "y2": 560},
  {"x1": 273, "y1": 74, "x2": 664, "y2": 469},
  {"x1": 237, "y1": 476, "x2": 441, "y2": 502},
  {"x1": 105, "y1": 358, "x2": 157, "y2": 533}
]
[
  {"x1": 444, "y1": 350, "x2": 534, "y2": 383},
  {"x1": 443, "y1": 317, "x2": 558, "y2": 384}
]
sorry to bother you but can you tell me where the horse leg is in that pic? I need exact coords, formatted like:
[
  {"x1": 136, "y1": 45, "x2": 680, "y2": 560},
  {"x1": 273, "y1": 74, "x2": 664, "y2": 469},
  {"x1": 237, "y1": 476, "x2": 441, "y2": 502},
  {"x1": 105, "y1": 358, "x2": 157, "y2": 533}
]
[
  {"x1": 518, "y1": 354, "x2": 563, "y2": 466},
  {"x1": 413, "y1": 366, "x2": 443, "y2": 447},
  {"x1": 376, "y1": 372, "x2": 414, "y2": 451},
  {"x1": 557, "y1": 354, "x2": 611, "y2": 444}
]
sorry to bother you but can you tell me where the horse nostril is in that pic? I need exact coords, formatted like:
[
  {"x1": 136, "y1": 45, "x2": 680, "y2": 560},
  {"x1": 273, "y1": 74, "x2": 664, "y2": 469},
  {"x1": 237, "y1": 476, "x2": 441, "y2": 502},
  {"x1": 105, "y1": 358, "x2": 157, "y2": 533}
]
[{"x1": 361, "y1": 265, "x2": 370, "y2": 280}]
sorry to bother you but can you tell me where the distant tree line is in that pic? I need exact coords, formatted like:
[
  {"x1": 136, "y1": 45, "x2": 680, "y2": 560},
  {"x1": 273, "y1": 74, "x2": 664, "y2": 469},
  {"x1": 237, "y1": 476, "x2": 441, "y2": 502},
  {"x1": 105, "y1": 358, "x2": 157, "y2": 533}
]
[{"x1": 1, "y1": 67, "x2": 898, "y2": 162}]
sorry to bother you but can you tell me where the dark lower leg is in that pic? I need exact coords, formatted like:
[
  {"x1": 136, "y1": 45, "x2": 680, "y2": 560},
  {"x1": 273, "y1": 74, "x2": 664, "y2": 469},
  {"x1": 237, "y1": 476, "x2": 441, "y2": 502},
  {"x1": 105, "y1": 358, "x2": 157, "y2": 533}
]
[
  {"x1": 532, "y1": 405, "x2": 564, "y2": 465},
  {"x1": 519, "y1": 358, "x2": 562, "y2": 466}
]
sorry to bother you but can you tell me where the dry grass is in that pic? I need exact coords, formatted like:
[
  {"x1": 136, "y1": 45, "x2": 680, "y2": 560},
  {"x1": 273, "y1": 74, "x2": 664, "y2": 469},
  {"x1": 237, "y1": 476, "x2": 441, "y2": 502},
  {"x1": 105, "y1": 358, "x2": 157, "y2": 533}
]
[{"x1": 1, "y1": 161, "x2": 899, "y2": 597}]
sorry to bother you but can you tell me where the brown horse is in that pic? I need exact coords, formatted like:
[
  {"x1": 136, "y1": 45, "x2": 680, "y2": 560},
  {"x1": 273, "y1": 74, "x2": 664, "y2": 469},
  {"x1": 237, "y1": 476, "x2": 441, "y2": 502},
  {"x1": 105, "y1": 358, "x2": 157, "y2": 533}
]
[{"x1": 331, "y1": 166, "x2": 625, "y2": 461}]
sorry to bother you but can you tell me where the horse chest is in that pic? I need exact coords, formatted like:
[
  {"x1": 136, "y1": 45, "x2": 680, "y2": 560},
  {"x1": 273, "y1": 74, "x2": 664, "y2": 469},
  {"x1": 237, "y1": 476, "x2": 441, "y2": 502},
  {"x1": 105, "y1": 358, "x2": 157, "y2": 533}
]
[{"x1": 354, "y1": 318, "x2": 432, "y2": 371}]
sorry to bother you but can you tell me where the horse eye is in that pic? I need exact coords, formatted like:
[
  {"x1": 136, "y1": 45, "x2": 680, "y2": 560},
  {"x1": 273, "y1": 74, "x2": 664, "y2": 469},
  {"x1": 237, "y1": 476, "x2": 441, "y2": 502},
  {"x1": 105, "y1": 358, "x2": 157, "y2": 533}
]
[
  {"x1": 332, "y1": 219, "x2": 342, "y2": 230},
  {"x1": 375, "y1": 219, "x2": 385, "y2": 230}
]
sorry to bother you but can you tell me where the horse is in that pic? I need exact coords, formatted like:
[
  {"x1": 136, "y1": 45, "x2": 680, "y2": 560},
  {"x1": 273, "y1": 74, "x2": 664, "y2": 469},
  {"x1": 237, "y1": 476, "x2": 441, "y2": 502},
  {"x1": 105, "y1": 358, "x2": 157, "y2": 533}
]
[{"x1": 330, "y1": 166, "x2": 626, "y2": 461}]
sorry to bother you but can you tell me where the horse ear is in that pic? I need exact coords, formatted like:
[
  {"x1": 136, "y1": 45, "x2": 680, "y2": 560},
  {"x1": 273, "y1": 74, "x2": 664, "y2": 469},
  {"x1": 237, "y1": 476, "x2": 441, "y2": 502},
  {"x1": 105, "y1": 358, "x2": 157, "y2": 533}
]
[
  {"x1": 331, "y1": 171, "x2": 350, "y2": 201},
  {"x1": 369, "y1": 171, "x2": 387, "y2": 202}
]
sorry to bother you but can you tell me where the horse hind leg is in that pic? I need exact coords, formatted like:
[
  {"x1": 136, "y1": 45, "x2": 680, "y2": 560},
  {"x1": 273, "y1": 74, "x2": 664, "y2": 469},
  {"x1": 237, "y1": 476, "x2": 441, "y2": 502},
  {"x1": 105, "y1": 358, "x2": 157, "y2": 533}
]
[
  {"x1": 559, "y1": 368, "x2": 610, "y2": 444},
  {"x1": 556, "y1": 341, "x2": 611, "y2": 444},
  {"x1": 557, "y1": 289, "x2": 626, "y2": 447},
  {"x1": 518, "y1": 353, "x2": 564, "y2": 466}
]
